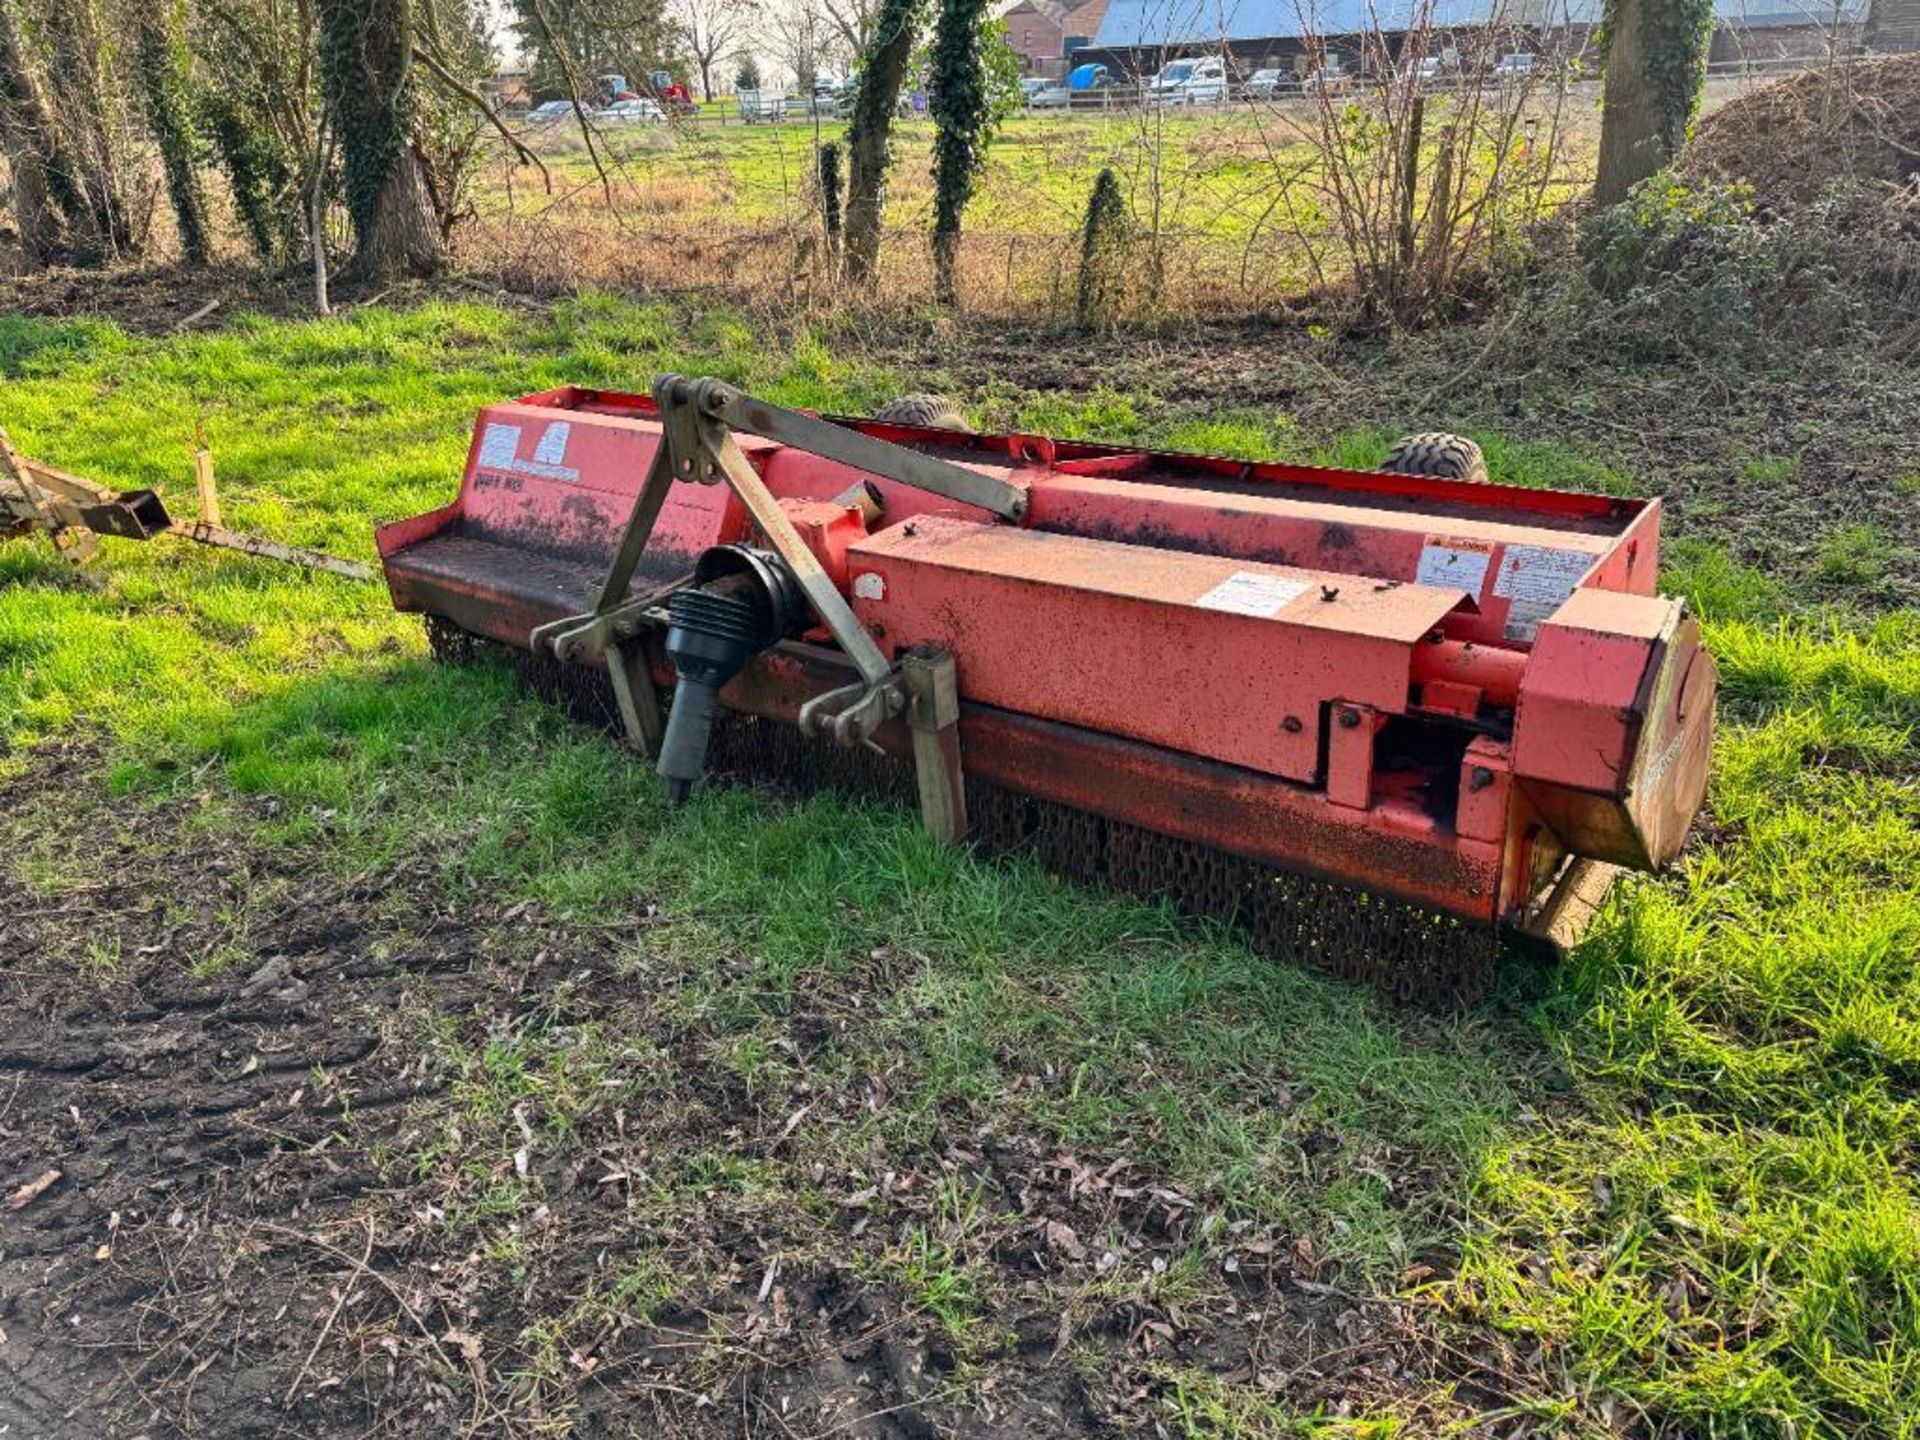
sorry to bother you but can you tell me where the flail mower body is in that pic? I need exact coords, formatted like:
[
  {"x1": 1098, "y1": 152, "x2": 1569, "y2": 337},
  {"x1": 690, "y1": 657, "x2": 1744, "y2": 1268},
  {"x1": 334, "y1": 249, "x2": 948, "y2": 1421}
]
[{"x1": 376, "y1": 379, "x2": 1716, "y2": 1001}]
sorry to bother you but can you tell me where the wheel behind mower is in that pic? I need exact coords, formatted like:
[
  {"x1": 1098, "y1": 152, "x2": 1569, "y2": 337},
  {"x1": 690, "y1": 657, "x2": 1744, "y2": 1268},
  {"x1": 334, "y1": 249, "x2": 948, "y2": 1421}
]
[
  {"x1": 872, "y1": 394, "x2": 970, "y2": 430},
  {"x1": 1381, "y1": 432, "x2": 1488, "y2": 485}
]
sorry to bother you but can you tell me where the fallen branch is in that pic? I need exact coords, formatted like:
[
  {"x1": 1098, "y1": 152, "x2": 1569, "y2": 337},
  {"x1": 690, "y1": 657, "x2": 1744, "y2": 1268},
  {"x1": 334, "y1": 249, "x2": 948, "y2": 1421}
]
[{"x1": 5, "y1": 1168, "x2": 61, "y2": 1211}]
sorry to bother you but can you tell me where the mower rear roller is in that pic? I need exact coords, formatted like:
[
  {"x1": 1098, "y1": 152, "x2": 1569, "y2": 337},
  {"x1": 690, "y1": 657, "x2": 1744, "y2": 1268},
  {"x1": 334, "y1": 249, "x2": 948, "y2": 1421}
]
[{"x1": 425, "y1": 616, "x2": 1506, "y2": 1005}]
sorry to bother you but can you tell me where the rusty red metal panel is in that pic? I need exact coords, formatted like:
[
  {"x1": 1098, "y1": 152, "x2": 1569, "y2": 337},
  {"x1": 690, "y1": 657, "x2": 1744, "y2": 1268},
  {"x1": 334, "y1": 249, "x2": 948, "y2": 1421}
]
[
  {"x1": 847, "y1": 516, "x2": 1469, "y2": 782},
  {"x1": 1513, "y1": 590, "x2": 1717, "y2": 870},
  {"x1": 1022, "y1": 473, "x2": 1627, "y2": 649},
  {"x1": 456, "y1": 402, "x2": 746, "y2": 578},
  {"x1": 1514, "y1": 590, "x2": 1668, "y2": 796}
]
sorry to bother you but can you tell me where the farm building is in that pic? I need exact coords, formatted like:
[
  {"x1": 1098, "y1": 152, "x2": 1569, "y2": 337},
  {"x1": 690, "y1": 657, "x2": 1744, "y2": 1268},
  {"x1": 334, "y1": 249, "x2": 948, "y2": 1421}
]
[
  {"x1": 1078, "y1": 0, "x2": 1875, "y2": 79},
  {"x1": 1868, "y1": 0, "x2": 1920, "y2": 50}
]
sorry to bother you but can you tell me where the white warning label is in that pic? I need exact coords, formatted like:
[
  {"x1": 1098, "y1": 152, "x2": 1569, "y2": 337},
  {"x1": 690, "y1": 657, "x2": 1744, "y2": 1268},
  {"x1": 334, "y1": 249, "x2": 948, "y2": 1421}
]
[
  {"x1": 1194, "y1": 571, "x2": 1309, "y2": 618},
  {"x1": 1415, "y1": 538, "x2": 1494, "y2": 595},
  {"x1": 475, "y1": 419, "x2": 581, "y2": 482},
  {"x1": 1494, "y1": 544, "x2": 1593, "y2": 640}
]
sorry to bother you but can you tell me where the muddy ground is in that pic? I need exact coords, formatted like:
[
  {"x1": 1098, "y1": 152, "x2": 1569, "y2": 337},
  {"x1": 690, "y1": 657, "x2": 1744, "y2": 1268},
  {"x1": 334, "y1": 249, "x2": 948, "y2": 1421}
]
[{"x1": 0, "y1": 746, "x2": 1522, "y2": 1438}]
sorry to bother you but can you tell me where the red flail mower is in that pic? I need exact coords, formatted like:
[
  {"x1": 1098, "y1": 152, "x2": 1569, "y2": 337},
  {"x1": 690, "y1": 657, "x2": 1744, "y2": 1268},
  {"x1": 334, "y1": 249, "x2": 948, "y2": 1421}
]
[{"x1": 377, "y1": 377, "x2": 1717, "y2": 1002}]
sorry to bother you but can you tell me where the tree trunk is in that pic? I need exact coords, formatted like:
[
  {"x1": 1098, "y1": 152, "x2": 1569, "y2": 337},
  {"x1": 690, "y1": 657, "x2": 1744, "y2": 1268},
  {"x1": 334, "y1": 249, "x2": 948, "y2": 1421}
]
[
  {"x1": 318, "y1": 0, "x2": 444, "y2": 280},
  {"x1": 1595, "y1": 0, "x2": 1713, "y2": 207},
  {"x1": 45, "y1": 0, "x2": 137, "y2": 261},
  {"x1": 365, "y1": 144, "x2": 443, "y2": 278},
  {"x1": 136, "y1": 4, "x2": 212, "y2": 266},
  {"x1": 928, "y1": 0, "x2": 990, "y2": 307},
  {"x1": 0, "y1": 5, "x2": 66, "y2": 265},
  {"x1": 843, "y1": 0, "x2": 918, "y2": 284}
]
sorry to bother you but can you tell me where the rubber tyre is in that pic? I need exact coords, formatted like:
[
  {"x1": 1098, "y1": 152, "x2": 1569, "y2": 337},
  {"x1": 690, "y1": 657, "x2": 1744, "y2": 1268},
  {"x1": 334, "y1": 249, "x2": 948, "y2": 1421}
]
[
  {"x1": 872, "y1": 394, "x2": 969, "y2": 431},
  {"x1": 1381, "y1": 432, "x2": 1489, "y2": 485}
]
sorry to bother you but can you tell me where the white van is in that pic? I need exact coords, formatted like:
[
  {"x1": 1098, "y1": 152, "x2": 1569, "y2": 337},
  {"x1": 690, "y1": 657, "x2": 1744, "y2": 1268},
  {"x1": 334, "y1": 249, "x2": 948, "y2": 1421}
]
[{"x1": 1147, "y1": 56, "x2": 1229, "y2": 106}]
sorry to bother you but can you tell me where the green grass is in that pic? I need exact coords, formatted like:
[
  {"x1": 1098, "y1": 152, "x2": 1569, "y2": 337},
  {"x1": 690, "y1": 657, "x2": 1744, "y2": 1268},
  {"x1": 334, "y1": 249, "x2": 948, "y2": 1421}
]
[
  {"x1": 4, "y1": 296, "x2": 1919, "y2": 1437},
  {"x1": 497, "y1": 111, "x2": 1333, "y2": 244},
  {"x1": 1817, "y1": 523, "x2": 1902, "y2": 591}
]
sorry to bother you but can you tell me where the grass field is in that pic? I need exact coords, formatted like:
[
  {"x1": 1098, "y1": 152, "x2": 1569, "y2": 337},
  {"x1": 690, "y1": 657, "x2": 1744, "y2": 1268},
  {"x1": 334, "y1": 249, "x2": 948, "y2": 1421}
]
[
  {"x1": 3, "y1": 295, "x2": 1918, "y2": 1436},
  {"x1": 467, "y1": 98, "x2": 1596, "y2": 316}
]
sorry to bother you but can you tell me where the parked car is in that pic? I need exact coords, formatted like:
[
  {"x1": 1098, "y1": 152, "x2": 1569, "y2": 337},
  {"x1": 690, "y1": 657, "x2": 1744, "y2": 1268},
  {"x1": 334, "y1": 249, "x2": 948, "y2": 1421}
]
[
  {"x1": 1033, "y1": 62, "x2": 1112, "y2": 108},
  {"x1": 1407, "y1": 55, "x2": 1446, "y2": 89},
  {"x1": 1491, "y1": 53, "x2": 1536, "y2": 85},
  {"x1": 1244, "y1": 67, "x2": 1298, "y2": 100},
  {"x1": 1020, "y1": 77, "x2": 1048, "y2": 106},
  {"x1": 525, "y1": 99, "x2": 576, "y2": 126},
  {"x1": 737, "y1": 89, "x2": 788, "y2": 122},
  {"x1": 598, "y1": 98, "x2": 665, "y2": 123},
  {"x1": 1146, "y1": 56, "x2": 1229, "y2": 106},
  {"x1": 1301, "y1": 62, "x2": 1351, "y2": 96}
]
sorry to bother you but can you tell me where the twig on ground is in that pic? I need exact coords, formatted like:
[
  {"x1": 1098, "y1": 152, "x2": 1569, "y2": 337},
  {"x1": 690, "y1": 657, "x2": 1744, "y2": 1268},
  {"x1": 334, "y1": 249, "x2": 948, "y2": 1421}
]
[
  {"x1": 282, "y1": 1214, "x2": 376, "y2": 1408},
  {"x1": 173, "y1": 299, "x2": 222, "y2": 332}
]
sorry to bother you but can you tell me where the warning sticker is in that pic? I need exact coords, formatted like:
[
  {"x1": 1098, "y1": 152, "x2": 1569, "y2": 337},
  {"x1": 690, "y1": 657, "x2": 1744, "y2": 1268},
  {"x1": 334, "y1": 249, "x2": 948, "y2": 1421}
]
[
  {"x1": 475, "y1": 420, "x2": 581, "y2": 482},
  {"x1": 1194, "y1": 571, "x2": 1310, "y2": 618},
  {"x1": 852, "y1": 572, "x2": 886, "y2": 601},
  {"x1": 1415, "y1": 537, "x2": 1494, "y2": 595},
  {"x1": 1493, "y1": 544, "x2": 1593, "y2": 640}
]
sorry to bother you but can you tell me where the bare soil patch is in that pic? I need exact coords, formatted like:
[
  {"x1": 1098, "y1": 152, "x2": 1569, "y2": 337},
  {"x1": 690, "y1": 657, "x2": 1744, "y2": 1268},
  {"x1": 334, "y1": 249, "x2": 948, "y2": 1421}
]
[{"x1": 0, "y1": 745, "x2": 1509, "y2": 1437}]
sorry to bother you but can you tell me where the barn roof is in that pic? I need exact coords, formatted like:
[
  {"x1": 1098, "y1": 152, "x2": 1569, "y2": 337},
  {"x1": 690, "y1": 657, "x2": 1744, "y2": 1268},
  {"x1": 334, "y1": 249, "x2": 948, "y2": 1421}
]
[{"x1": 1091, "y1": 0, "x2": 1867, "y2": 50}]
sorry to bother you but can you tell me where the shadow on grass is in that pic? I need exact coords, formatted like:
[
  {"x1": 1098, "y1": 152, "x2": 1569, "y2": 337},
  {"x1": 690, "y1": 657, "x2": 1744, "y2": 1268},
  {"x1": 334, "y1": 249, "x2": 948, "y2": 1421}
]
[{"x1": 96, "y1": 645, "x2": 1552, "y2": 1284}]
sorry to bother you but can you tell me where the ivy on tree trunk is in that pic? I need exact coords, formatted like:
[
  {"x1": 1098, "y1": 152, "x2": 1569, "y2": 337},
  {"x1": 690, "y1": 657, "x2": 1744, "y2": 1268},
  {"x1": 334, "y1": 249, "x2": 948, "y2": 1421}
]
[
  {"x1": 1076, "y1": 167, "x2": 1129, "y2": 329},
  {"x1": 928, "y1": 0, "x2": 991, "y2": 305},
  {"x1": 818, "y1": 140, "x2": 844, "y2": 277},
  {"x1": 136, "y1": 0, "x2": 212, "y2": 266},
  {"x1": 1595, "y1": 0, "x2": 1715, "y2": 206},
  {"x1": 318, "y1": 0, "x2": 443, "y2": 279},
  {"x1": 843, "y1": 0, "x2": 920, "y2": 284}
]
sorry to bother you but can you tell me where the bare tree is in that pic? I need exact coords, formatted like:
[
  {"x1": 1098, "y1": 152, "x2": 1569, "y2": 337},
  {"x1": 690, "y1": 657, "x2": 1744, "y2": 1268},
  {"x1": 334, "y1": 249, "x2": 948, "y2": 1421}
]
[
  {"x1": 0, "y1": 0, "x2": 68, "y2": 265},
  {"x1": 0, "y1": 0, "x2": 142, "y2": 265},
  {"x1": 819, "y1": 0, "x2": 876, "y2": 56},
  {"x1": 675, "y1": 0, "x2": 758, "y2": 101},
  {"x1": 45, "y1": 0, "x2": 141, "y2": 261},
  {"x1": 771, "y1": 0, "x2": 835, "y2": 90}
]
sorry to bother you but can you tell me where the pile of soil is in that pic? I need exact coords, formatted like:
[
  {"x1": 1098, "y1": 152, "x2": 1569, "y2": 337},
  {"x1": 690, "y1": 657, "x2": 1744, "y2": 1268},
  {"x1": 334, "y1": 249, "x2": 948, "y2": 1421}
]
[{"x1": 1682, "y1": 54, "x2": 1920, "y2": 207}]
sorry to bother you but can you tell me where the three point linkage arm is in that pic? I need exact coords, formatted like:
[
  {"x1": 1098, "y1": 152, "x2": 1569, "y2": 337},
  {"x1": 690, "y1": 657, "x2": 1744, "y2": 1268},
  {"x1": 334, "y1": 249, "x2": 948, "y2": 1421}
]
[{"x1": 530, "y1": 375, "x2": 1009, "y2": 839}]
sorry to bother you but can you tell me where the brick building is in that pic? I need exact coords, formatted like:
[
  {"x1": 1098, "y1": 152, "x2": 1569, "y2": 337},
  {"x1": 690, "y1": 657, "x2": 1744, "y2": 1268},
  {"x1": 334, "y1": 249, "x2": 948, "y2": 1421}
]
[{"x1": 1002, "y1": 0, "x2": 1112, "y2": 77}]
